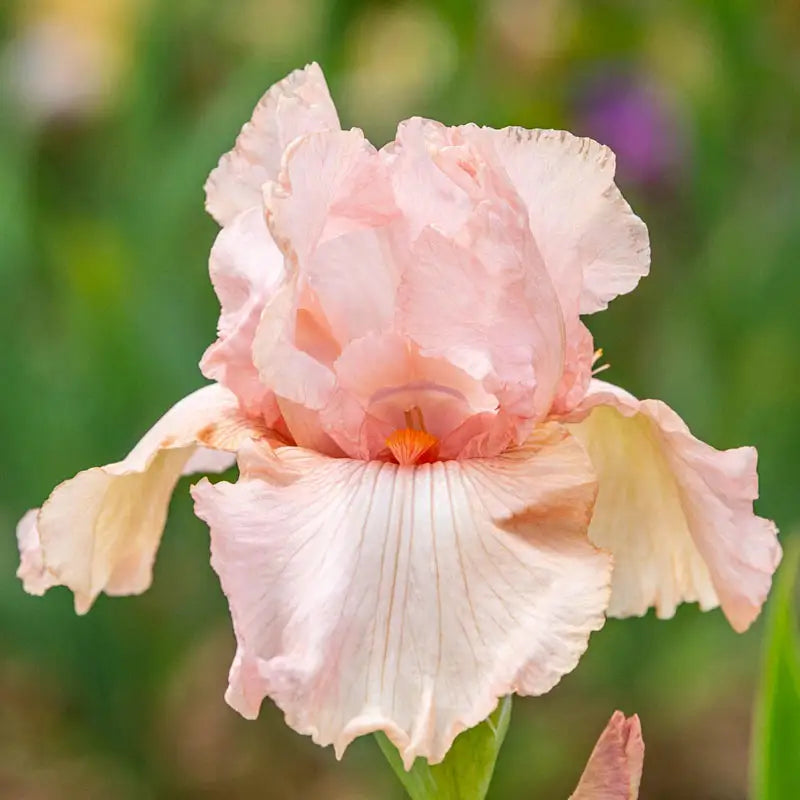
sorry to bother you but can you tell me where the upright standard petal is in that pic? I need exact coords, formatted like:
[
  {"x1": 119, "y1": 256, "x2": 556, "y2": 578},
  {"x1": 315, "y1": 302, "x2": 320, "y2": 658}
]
[
  {"x1": 200, "y1": 206, "x2": 285, "y2": 418},
  {"x1": 192, "y1": 423, "x2": 609, "y2": 766},
  {"x1": 470, "y1": 127, "x2": 650, "y2": 316},
  {"x1": 570, "y1": 711, "x2": 644, "y2": 800},
  {"x1": 248, "y1": 268, "x2": 338, "y2": 420},
  {"x1": 263, "y1": 128, "x2": 399, "y2": 344},
  {"x1": 251, "y1": 128, "x2": 399, "y2": 427},
  {"x1": 567, "y1": 380, "x2": 781, "y2": 631},
  {"x1": 398, "y1": 202, "x2": 565, "y2": 424},
  {"x1": 205, "y1": 63, "x2": 340, "y2": 226},
  {"x1": 388, "y1": 119, "x2": 590, "y2": 418},
  {"x1": 550, "y1": 319, "x2": 596, "y2": 416},
  {"x1": 19, "y1": 384, "x2": 269, "y2": 614},
  {"x1": 454, "y1": 126, "x2": 648, "y2": 415},
  {"x1": 381, "y1": 117, "x2": 477, "y2": 240}
]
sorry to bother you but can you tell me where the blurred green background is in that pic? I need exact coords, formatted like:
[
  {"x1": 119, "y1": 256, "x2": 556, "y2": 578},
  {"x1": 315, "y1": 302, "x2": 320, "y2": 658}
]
[{"x1": 1, "y1": 0, "x2": 798, "y2": 797}]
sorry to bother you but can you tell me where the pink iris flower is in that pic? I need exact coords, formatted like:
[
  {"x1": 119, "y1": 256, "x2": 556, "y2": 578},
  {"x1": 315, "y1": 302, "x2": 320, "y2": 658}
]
[{"x1": 17, "y1": 63, "x2": 779, "y2": 767}]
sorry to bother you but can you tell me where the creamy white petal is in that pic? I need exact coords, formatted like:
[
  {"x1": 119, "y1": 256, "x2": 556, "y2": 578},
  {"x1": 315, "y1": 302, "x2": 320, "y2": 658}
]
[
  {"x1": 568, "y1": 380, "x2": 780, "y2": 631},
  {"x1": 192, "y1": 424, "x2": 609, "y2": 766},
  {"x1": 182, "y1": 448, "x2": 237, "y2": 475},
  {"x1": 19, "y1": 384, "x2": 268, "y2": 613}
]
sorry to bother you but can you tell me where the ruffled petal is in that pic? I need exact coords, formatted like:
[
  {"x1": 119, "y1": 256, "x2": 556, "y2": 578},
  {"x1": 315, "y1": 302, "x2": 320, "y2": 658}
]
[
  {"x1": 264, "y1": 128, "x2": 399, "y2": 344},
  {"x1": 251, "y1": 128, "x2": 398, "y2": 429},
  {"x1": 551, "y1": 319, "x2": 596, "y2": 416},
  {"x1": 181, "y1": 447, "x2": 237, "y2": 475},
  {"x1": 398, "y1": 203, "x2": 564, "y2": 422},
  {"x1": 205, "y1": 63, "x2": 340, "y2": 226},
  {"x1": 192, "y1": 423, "x2": 609, "y2": 766},
  {"x1": 381, "y1": 117, "x2": 477, "y2": 240},
  {"x1": 19, "y1": 384, "x2": 269, "y2": 614},
  {"x1": 322, "y1": 330, "x2": 501, "y2": 460},
  {"x1": 469, "y1": 127, "x2": 650, "y2": 316},
  {"x1": 388, "y1": 119, "x2": 584, "y2": 421},
  {"x1": 250, "y1": 271, "x2": 336, "y2": 411},
  {"x1": 567, "y1": 379, "x2": 781, "y2": 631},
  {"x1": 276, "y1": 397, "x2": 345, "y2": 457},
  {"x1": 200, "y1": 206, "x2": 285, "y2": 418},
  {"x1": 384, "y1": 121, "x2": 638, "y2": 415},
  {"x1": 570, "y1": 711, "x2": 644, "y2": 800},
  {"x1": 16, "y1": 509, "x2": 56, "y2": 596}
]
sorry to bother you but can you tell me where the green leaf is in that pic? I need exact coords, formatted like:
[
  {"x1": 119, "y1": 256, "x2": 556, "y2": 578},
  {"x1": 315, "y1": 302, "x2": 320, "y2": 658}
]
[
  {"x1": 751, "y1": 540, "x2": 800, "y2": 800},
  {"x1": 375, "y1": 696, "x2": 512, "y2": 800}
]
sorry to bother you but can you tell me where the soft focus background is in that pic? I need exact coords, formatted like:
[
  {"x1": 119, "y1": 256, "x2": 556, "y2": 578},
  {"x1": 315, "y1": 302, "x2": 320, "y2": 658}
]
[{"x1": 1, "y1": 0, "x2": 798, "y2": 798}]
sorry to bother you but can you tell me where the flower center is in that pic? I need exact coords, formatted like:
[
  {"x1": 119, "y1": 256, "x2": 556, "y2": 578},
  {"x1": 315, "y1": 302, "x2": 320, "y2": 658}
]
[{"x1": 385, "y1": 407, "x2": 440, "y2": 466}]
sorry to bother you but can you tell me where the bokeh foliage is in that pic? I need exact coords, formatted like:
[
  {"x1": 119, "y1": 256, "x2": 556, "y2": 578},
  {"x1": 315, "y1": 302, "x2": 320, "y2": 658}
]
[
  {"x1": 1, "y1": 0, "x2": 798, "y2": 797},
  {"x1": 751, "y1": 543, "x2": 800, "y2": 800}
]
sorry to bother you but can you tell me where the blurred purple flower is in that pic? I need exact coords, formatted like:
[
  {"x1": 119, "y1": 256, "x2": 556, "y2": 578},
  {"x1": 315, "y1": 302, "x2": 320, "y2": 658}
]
[{"x1": 575, "y1": 71, "x2": 685, "y2": 186}]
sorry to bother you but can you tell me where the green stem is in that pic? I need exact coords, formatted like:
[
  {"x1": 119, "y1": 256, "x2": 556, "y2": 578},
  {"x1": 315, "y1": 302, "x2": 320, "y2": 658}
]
[{"x1": 375, "y1": 695, "x2": 512, "y2": 800}]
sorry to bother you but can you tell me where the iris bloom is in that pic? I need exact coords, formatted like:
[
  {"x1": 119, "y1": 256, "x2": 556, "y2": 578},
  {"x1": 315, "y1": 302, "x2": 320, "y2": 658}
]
[{"x1": 18, "y1": 63, "x2": 779, "y2": 766}]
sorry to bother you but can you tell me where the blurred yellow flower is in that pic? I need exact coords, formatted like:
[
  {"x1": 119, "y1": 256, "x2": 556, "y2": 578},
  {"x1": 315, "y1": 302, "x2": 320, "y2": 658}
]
[
  {"x1": 339, "y1": 3, "x2": 456, "y2": 136},
  {"x1": 4, "y1": 0, "x2": 143, "y2": 119}
]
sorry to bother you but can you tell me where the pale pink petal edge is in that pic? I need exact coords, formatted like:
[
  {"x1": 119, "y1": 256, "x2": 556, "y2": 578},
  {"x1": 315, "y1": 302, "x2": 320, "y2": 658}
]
[{"x1": 204, "y1": 62, "x2": 340, "y2": 226}]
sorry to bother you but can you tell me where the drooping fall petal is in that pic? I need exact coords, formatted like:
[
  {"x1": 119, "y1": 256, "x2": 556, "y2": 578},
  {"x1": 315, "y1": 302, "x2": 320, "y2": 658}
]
[
  {"x1": 567, "y1": 379, "x2": 781, "y2": 631},
  {"x1": 570, "y1": 711, "x2": 644, "y2": 800},
  {"x1": 17, "y1": 384, "x2": 269, "y2": 613},
  {"x1": 204, "y1": 62, "x2": 340, "y2": 226},
  {"x1": 192, "y1": 423, "x2": 609, "y2": 766}
]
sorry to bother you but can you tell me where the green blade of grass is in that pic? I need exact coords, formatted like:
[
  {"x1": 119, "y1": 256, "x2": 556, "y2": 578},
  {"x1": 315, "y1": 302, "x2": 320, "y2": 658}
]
[{"x1": 751, "y1": 540, "x2": 800, "y2": 800}]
